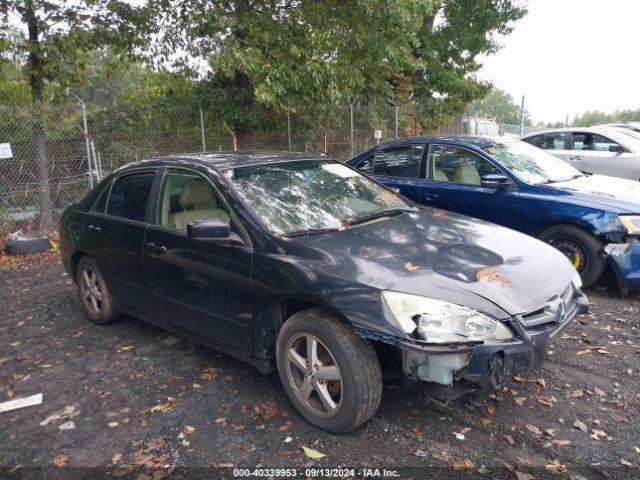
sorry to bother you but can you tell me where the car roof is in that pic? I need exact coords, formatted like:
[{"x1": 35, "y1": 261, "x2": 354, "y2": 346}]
[
  {"x1": 521, "y1": 126, "x2": 625, "y2": 137},
  {"x1": 116, "y1": 150, "x2": 327, "y2": 172},
  {"x1": 372, "y1": 135, "x2": 503, "y2": 150}
]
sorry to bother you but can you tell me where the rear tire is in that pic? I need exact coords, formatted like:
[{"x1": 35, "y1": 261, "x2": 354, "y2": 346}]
[
  {"x1": 538, "y1": 225, "x2": 606, "y2": 288},
  {"x1": 76, "y1": 256, "x2": 120, "y2": 325},
  {"x1": 276, "y1": 308, "x2": 382, "y2": 433}
]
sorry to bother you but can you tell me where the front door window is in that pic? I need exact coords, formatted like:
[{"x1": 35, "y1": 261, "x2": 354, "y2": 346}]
[
  {"x1": 157, "y1": 169, "x2": 231, "y2": 234},
  {"x1": 428, "y1": 146, "x2": 502, "y2": 186}
]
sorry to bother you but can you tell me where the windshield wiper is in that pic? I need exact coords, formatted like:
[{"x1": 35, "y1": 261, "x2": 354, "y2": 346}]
[
  {"x1": 282, "y1": 227, "x2": 341, "y2": 238},
  {"x1": 343, "y1": 207, "x2": 417, "y2": 227}
]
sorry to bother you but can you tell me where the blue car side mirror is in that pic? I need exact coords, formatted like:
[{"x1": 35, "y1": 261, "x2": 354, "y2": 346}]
[{"x1": 481, "y1": 174, "x2": 511, "y2": 188}]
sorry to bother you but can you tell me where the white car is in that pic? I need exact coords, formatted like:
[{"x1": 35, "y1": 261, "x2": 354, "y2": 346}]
[{"x1": 522, "y1": 127, "x2": 640, "y2": 181}]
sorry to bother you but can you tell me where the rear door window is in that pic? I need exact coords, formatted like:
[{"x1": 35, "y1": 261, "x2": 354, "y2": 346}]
[
  {"x1": 525, "y1": 133, "x2": 567, "y2": 150},
  {"x1": 106, "y1": 172, "x2": 156, "y2": 222},
  {"x1": 372, "y1": 145, "x2": 423, "y2": 178}
]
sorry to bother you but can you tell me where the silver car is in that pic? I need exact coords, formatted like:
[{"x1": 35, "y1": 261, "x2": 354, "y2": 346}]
[{"x1": 522, "y1": 127, "x2": 640, "y2": 181}]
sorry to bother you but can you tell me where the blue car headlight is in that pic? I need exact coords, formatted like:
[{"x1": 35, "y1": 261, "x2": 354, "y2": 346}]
[
  {"x1": 382, "y1": 291, "x2": 513, "y2": 343},
  {"x1": 619, "y1": 216, "x2": 640, "y2": 235}
]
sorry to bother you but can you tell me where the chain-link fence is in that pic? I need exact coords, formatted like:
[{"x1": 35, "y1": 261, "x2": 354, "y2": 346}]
[{"x1": 1, "y1": 99, "x2": 470, "y2": 235}]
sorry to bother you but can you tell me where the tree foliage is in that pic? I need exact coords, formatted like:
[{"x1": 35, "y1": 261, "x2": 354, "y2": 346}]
[
  {"x1": 151, "y1": 0, "x2": 526, "y2": 130},
  {"x1": 469, "y1": 87, "x2": 531, "y2": 125}
]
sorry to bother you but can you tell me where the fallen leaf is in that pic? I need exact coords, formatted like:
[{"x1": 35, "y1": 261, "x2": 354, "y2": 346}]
[
  {"x1": 112, "y1": 453, "x2": 122, "y2": 463},
  {"x1": 181, "y1": 439, "x2": 190, "y2": 447},
  {"x1": 544, "y1": 459, "x2": 566, "y2": 474},
  {"x1": 504, "y1": 434, "x2": 516, "y2": 446},
  {"x1": 525, "y1": 424, "x2": 543, "y2": 437},
  {"x1": 621, "y1": 459, "x2": 633, "y2": 467},
  {"x1": 551, "y1": 439, "x2": 571, "y2": 446},
  {"x1": 512, "y1": 375, "x2": 526, "y2": 383},
  {"x1": 302, "y1": 446, "x2": 325, "y2": 459},
  {"x1": 50, "y1": 454, "x2": 69, "y2": 467},
  {"x1": 451, "y1": 458, "x2": 476, "y2": 471},
  {"x1": 515, "y1": 472, "x2": 535, "y2": 480},
  {"x1": 573, "y1": 419, "x2": 588, "y2": 433},
  {"x1": 404, "y1": 262, "x2": 419, "y2": 272},
  {"x1": 192, "y1": 383, "x2": 201, "y2": 389},
  {"x1": 591, "y1": 429, "x2": 607, "y2": 440},
  {"x1": 514, "y1": 396, "x2": 526, "y2": 406},
  {"x1": 108, "y1": 421, "x2": 119, "y2": 428},
  {"x1": 185, "y1": 426, "x2": 195, "y2": 434}
]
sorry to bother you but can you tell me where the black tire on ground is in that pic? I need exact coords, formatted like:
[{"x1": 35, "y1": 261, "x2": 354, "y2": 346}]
[
  {"x1": 276, "y1": 308, "x2": 382, "y2": 433},
  {"x1": 4, "y1": 235, "x2": 51, "y2": 255},
  {"x1": 75, "y1": 256, "x2": 120, "y2": 325},
  {"x1": 538, "y1": 224, "x2": 606, "y2": 288}
]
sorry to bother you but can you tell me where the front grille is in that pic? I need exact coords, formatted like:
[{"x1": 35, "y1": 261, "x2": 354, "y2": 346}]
[{"x1": 518, "y1": 284, "x2": 577, "y2": 330}]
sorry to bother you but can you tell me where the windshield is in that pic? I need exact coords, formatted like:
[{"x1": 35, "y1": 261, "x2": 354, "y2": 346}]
[
  {"x1": 484, "y1": 140, "x2": 583, "y2": 184},
  {"x1": 223, "y1": 159, "x2": 414, "y2": 235}
]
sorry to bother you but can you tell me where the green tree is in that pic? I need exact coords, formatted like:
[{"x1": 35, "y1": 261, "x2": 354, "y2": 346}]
[
  {"x1": 152, "y1": 0, "x2": 526, "y2": 131},
  {"x1": 0, "y1": 0, "x2": 141, "y2": 229},
  {"x1": 408, "y1": 0, "x2": 527, "y2": 124},
  {"x1": 469, "y1": 87, "x2": 531, "y2": 125}
]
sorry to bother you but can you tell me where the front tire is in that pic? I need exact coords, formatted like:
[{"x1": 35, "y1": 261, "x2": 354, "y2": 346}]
[
  {"x1": 276, "y1": 309, "x2": 382, "y2": 433},
  {"x1": 538, "y1": 225, "x2": 606, "y2": 288},
  {"x1": 76, "y1": 256, "x2": 120, "y2": 325}
]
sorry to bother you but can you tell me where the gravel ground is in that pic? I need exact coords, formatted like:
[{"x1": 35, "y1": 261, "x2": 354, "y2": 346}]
[{"x1": 1, "y1": 252, "x2": 639, "y2": 479}]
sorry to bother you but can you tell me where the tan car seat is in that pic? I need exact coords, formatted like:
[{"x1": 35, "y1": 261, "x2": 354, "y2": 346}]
[
  {"x1": 171, "y1": 180, "x2": 229, "y2": 232},
  {"x1": 452, "y1": 164, "x2": 481, "y2": 185},
  {"x1": 434, "y1": 169, "x2": 449, "y2": 182}
]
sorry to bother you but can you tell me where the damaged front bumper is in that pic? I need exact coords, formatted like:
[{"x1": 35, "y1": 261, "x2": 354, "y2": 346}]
[
  {"x1": 361, "y1": 287, "x2": 589, "y2": 399},
  {"x1": 604, "y1": 241, "x2": 640, "y2": 295}
]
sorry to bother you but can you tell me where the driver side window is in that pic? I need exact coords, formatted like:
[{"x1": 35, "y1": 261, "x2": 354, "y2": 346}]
[
  {"x1": 157, "y1": 169, "x2": 230, "y2": 234},
  {"x1": 428, "y1": 145, "x2": 502, "y2": 186}
]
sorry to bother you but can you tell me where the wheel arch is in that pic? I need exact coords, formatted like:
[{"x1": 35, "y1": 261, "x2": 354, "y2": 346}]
[
  {"x1": 253, "y1": 294, "x2": 355, "y2": 361},
  {"x1": 70, "y1": 250, "x2": 88, "y2": 282}
]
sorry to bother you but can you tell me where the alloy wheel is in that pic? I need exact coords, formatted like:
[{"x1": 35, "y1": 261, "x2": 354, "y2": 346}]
[
  {"x1": 81, "y1": 267, "x2": 103, "y2": 315},
  {"x1": 285, "y1": 333, "x2": 343, "y2": 418}
]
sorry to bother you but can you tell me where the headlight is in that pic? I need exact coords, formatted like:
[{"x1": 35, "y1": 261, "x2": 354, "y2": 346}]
[
  {"x1": 619, "y1": 215, "x2": 640, "y2": 235},
  {"x1": 382, "y1": 291, "x2": 513, "y2": 343}
]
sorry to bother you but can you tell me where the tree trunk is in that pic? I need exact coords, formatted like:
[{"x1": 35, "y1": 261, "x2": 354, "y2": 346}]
[{"x1": 26, "y1": 1, "x2": 54, "y2": 231}]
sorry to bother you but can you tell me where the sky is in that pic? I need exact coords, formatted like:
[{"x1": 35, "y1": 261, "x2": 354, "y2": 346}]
[{"x1": 477, "y1": 0, "x2": 640, "y2": 124}]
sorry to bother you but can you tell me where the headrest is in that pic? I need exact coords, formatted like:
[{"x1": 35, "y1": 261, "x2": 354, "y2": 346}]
[{"x1": 179, "y1": 180, "x2": 213, "y2": 206}]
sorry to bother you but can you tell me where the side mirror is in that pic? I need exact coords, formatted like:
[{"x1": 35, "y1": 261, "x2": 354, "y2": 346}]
[
  {"x1": 187, "y1": 218, "x2": 231, "y2": 241},
  {"x1": 609, "y1": 145, "x2": 624, "y2": 153},
  {"x1": 481, "y1": 174, "x2": 511, "y2": 189}
]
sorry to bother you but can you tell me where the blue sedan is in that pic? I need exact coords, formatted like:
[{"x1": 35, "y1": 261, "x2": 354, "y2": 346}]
[{"x1": 347, "y1": 136, "x2": 640, "y2": 293}]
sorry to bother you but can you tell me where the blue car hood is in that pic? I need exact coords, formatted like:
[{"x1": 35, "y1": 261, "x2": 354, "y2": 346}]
[
  {"x1": 544, "y1": 175, "x2": 640, "y2": 213},
  {"x1": 294, "y1": 208, "x2": 577, "y2": 318}
]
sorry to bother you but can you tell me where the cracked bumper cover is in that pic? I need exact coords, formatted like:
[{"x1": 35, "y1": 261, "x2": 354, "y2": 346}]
[
  {"x1": 604, "y1": 242, "x2": 640, "y2": 295},
  {"x1": 386, "y1": 290, "x2": 589, "y2": 387}
]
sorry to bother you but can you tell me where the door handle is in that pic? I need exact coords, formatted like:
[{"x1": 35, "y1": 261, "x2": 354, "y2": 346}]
[
  {"x1": 569, "y1": 155, "x2": 583, "y2": 161},
  {"x1": 146, "y1": 242, "x2": 167, "y2": 255},
  {"x1": 423, "y1": 193, "x2": 439, "y2": 201},
  {"x1": 87, "y1": 224, "x2": 101, "y2": 233}
]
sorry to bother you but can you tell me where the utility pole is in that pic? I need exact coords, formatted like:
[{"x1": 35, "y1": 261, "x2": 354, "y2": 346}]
[
  {"x1": 519, "y1": 95, "x2": 526, "y2": 137},
  {"x1": 71, "y1": 92, "x2": 93, "y2": 189},
  {"x1": 287, "y1": 110, "x2": 292, "y2": 151},
  {"x1": 350, "y1": 104, "x2": 354, "y2": 157},
  {"x1": 199, "y1": 104, "x2": 207, "y2": 152}
]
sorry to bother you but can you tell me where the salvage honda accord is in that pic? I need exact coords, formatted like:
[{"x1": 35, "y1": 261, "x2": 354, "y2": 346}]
[{"x1": 59, "y1": 152, "x2": 588, "y2": 432}]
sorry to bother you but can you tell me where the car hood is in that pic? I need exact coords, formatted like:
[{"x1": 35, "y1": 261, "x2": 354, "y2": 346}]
[
  {"x1": 543, "y1": 175, "x2": 640, "y2": 213},
  {"x1": 292, "y1": 208, "x2": 577, "y2": 318}
]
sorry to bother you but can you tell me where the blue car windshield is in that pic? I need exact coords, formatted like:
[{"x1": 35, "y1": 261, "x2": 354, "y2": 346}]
[
  {"x1": 484, "y1": 140, "x2": 583, "y2": 184},
  {"x1": 223, "y1": 159, "x2": 414, "y2": 235}
]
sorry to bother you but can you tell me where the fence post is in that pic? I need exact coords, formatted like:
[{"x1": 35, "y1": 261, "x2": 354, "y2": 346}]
[
  {"x1": 199, "y1": 104, "x2": 207, "y2": 152},
  {"x1": 72, "y1": 92, "x2": 93, "y2": 190},
  {"x1": 286, "y1": 110, "x2": 292, "y2": 151},
  {"x1": 350, "y1": 104, "x2": 354, "y2": 157},
  {"x1": 395, "y1": 105, "x2": 399, "y2": 139}
]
